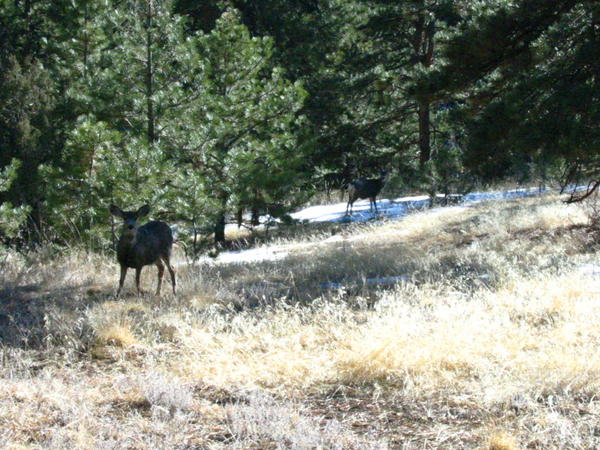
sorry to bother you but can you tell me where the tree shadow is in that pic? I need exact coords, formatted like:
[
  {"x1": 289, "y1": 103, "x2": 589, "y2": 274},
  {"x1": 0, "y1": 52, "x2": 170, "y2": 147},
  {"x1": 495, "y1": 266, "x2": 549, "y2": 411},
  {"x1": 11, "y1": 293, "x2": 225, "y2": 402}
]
[{"x1": 0, "y1": 281, "x2": 114, "y2": 350}]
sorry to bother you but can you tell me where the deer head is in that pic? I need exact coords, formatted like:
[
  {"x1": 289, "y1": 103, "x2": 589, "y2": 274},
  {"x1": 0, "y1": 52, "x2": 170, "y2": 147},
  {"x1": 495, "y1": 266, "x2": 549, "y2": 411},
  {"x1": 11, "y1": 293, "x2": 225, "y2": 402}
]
[{"x1": 109, "y1": 204, "x2": 151, "y2": 240}]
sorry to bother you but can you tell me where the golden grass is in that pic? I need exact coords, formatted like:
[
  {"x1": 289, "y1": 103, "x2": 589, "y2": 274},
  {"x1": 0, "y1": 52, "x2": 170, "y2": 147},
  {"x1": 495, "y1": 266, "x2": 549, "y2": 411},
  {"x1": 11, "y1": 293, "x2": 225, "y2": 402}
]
[
  {"x1": 1, "y1": 193, "x2": 599, "y2": 447},
  {"x1": 162, "y1": 271, "x2": 600, "y2": 404},
  {"x1": 94, "y1": 323, "x2": 139, "y2": 348},
  {"x1": 486, "y1": 430, "x2": 519, "y2": 450}
]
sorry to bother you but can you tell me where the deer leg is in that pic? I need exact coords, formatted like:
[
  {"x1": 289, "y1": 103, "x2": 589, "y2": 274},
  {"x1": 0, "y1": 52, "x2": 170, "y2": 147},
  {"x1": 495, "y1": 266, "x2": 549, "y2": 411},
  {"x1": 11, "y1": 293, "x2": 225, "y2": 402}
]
[
  {"x1": 155, "y1": 260, "x2": 164, "y2": 295},
  {"x1": 162, "y1": 255, "x2": 176, "y2": 295},
  {"x1": 373, "y1": 197, "x2": 378, "y2": 213},
  {"x1": 117, "y1": 265, "x2": 127, "y2": 297},
  {"x1": 135, "y1": 267, "x2": 143, "y2": 295}
]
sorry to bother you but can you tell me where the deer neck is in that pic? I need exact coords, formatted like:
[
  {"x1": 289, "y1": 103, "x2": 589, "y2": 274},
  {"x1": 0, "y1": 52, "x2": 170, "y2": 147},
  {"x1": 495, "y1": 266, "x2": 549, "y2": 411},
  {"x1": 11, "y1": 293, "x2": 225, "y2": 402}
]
[
  {"x1": 118, "y1": 232, "x2": 138, "y2": 250},
  {"x1": 117, "y1": 232, "x2": 139, "y2": 266}
]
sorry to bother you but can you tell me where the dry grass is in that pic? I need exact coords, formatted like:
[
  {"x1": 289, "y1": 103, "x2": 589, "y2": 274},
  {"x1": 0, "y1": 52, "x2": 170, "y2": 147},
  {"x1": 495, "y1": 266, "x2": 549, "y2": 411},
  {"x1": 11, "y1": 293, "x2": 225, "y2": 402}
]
[
  {"x1": 486, "y1": 430, "x2": 519, "y2": 450},
  {"x1": 1, "y1": 194, "x2": 599, "y2": 448}
]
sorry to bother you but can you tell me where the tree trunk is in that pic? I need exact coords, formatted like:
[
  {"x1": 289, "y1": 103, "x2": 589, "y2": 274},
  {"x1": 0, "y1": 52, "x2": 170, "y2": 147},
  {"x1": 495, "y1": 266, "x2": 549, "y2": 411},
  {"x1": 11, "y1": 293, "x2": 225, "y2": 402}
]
[
  {"x1": 110, "y1": 192, "x2": 117, "y2": 250},
  {"x1": 235, "y1": 206, "x2": 243, "y2": 228},
  {"x1": 418, "y1": 100, "x2": 431, "y2": 169},
  {"x1": 145, "y1": 0, "x2": 156, "y2": 143},
  {"x1": 214, "y1": 190, "x2": 228, "y2": 244},
  {"x1": 83, "y1": 0, "x2": 89, "y2": 79},
  {"x1": 250, "y1": 188, "x2": 261, "y2": 226},
  {"x1": 413, "y1": 5, "x2": 435, "y2": 170},
  {"x1": 214, "y1": 213, "x2": 226, "y2": 244},
  {"x1": 192, "y1": 218, "x2": 199, "y2": 258},
  {"x1": 250, "y1": 207, "x2": 260, "y2": 226}
]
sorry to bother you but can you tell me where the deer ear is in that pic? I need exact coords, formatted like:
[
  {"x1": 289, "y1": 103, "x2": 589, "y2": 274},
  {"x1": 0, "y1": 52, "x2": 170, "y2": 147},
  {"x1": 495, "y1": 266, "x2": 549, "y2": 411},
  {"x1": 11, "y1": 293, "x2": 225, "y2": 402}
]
[
  {"x1": 137, "y1": 204, "x2": 151, "y2": 217},
  {"x1": 109, "y1": 204, "x2": 124, "y2": 218}
]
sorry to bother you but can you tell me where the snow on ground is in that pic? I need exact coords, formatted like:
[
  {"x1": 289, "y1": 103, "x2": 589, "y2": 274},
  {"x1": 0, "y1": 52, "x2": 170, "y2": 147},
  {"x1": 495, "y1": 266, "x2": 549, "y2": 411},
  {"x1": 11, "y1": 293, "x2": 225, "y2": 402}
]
[
  {"x1": 213, "y1": 245, "x2": 291, "y2": 264},
  {"x1": 578, "y1": 263, "x2": 600, "y2": 277},
  {"x1": 208, "y1": 187, "x2": 545, "y2": 265},
  {"x1": 289, "y1": 195, "x2": 427, "y2": 223},
  {"x1": 291, "y1": 188, "x2": 545, "y2": 225}
]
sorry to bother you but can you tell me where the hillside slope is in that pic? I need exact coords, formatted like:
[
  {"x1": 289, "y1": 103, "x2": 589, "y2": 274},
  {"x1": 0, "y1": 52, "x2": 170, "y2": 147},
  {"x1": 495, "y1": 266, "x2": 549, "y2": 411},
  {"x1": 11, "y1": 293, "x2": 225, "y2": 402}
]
[{"x1": 1, "y1": 194, "x2": 599, "y2": 448}]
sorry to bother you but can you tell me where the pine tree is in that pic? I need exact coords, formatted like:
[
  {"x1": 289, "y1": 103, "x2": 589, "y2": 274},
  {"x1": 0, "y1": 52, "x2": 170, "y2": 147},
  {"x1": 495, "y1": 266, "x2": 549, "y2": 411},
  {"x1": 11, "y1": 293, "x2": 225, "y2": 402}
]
[
  {"x1": 423, "y1": 0, "x2": 599, "y2": 198},
  {"x1": 44, "y1": 0, "x2": 199, "y2": 244},
  {"x1": 173, "y1": 10, "x2": 307, "y2": 243},
  {"x1": 0, "y1": 55, "x2": 55, "y2": 237},
  {"x1": 312, "y1": 0, "x2": 467, "y2": 185},
  {"x1": 0, "y1": 159, "x2": 30, "y2": 240}
]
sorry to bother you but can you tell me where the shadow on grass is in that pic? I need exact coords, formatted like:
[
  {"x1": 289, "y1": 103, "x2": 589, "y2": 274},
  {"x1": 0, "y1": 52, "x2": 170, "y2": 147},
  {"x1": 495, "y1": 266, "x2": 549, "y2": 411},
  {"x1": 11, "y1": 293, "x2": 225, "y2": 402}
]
[{"x1": 0, "y1": 280, "x2": 114, "y2": 350}]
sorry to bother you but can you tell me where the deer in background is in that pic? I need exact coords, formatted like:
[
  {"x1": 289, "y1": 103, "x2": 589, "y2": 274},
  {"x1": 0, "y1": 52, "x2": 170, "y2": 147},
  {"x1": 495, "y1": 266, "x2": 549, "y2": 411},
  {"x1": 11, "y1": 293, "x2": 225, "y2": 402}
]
[
  {"x1": 109, "y1": 204, "x2": 176, "y2": 296},
  {"x1": 346, "y1": 170, "x2": 389, "y2": 215},
  {"x1": 320, "y1": 170, "x2": 353, "y2": 201}
]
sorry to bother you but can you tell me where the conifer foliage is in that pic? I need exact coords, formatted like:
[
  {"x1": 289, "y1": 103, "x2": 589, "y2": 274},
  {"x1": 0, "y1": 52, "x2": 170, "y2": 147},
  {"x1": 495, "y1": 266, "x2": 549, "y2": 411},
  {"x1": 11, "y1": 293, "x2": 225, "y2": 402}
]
[{"x1": 0, "y1": 0, "x2": 598, "y2": 247}]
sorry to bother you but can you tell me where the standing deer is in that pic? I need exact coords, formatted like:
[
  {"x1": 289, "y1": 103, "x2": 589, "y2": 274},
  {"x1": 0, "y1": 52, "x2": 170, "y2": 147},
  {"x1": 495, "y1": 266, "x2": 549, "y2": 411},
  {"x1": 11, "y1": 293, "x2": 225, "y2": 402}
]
[
  {"x1": 321, "y1": 171, "x2": 352, "y2": 201},
  {"x1": 109, "y1": 204, "x2": 176, "y2": 296},
  {"x1": 346, "y1": 170, "x2": 388, "y2": 215}
]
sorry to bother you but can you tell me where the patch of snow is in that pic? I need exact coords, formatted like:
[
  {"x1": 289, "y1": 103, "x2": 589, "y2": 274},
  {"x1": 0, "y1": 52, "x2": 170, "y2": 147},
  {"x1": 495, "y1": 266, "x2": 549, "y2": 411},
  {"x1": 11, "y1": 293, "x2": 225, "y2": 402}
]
[
  {"x1": 213, "y1": 247, "x2": 288, "y2": 264},
  {"x1": 290, "y1": 188, "x2": 544, "y2": 226},
  {"x1": 577, "y1": 264, "x2": 600, "y2": 277},
  {"x1": 213, "y1": 187, "x2": 550, "y2": 264},
  {"x1": 291, "y1": 195, "x2": 431, "y2": 224},
  {"x1": 463, "y1": 187, "x2": 545, "y2": 204}
]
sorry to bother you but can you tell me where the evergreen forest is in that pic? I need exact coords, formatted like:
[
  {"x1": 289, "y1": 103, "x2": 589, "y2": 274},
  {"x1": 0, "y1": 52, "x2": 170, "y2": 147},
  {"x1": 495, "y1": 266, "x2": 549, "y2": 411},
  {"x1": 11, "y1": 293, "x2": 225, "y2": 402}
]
[{"x1": 1, "y1": 0, "x2": 599, "y2": 250}]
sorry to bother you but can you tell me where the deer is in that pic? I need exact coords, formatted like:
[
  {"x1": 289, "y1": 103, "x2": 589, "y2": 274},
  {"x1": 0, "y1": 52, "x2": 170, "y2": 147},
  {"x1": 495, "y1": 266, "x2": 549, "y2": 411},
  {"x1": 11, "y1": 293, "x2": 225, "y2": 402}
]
[
  {"x1": 346, "y1": 170, "x2": 388, "y2": 216},
  {"x1": 109, "y1": 204, "x2": 176, "y2": 297},
  {"x1": 321, "y1": 171, "x2": 352, "y2": 202}
]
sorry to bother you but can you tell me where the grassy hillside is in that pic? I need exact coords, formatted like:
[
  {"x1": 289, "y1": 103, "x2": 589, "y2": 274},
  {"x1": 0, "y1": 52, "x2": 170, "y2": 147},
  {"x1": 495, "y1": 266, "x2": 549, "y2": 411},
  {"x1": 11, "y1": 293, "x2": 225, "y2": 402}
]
[{"x1": 1, "y1": 194, "x2": 599, "y2": 448}]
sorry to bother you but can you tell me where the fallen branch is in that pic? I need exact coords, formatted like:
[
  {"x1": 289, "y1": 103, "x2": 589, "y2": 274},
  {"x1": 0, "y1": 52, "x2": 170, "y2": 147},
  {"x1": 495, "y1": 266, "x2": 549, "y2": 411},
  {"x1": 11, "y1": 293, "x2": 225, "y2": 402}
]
[{"x1": 565, "y1": 180, "x2": 600, "y2": 204}]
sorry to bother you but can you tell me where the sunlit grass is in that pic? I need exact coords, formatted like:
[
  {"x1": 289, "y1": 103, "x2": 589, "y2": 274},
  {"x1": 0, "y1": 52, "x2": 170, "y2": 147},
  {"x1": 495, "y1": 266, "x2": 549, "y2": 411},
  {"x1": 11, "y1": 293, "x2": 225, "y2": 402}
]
[{"x1": 1, "y1": 193, "x2": 599, "y2": 447}]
